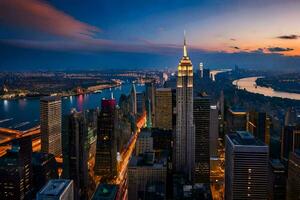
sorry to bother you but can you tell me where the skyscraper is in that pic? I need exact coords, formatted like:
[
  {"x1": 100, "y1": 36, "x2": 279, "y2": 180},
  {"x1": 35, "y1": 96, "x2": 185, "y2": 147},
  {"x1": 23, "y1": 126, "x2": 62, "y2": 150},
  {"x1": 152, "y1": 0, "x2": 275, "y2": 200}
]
[
  {"x1": 175, "y1": 33, "x2": 194, "y2": 180},
  {"x1": 0, "y1": 136, "x2": 33, "y2": 200},
  {"x1": 225, "y1": 131, "x2": 269, "y2": 200},
  {"x1": 247, "y1": 111, "x2": 269, "y2": 144},
  {"x1": 145, "y1": 81, "x2": 156, "y2": 127},
  {"x1": 226, "y1": 107, "x2": 247, "y2": 133},
  {"x1": 94, "y1": 98, "x2": 117, "y2": 178},
  {"x1": 130, "y1": 83, "x2": 137, "y2": 115},
  {"x1": 193, "y1": 95, "x2": 210, "y2": 183},
  {"x1": 286, "y1": 150, "x2": 300, "y2": 200},
  {"x1": 269, "y1": 159, "x2": 287, "y2": 200},
  {"x1": 62, "y1": 110, "x2": 89, "y2": 199},
  {"x1": 281, "y1": 125, "x2": 300, "y2": 162},
  {"x1": 210, "y1": 104, "x2": 219, "y2": 158},
  {"x1": 32, "y1": 152, "x2": 58, "y2": 194},
  {"x1": 155, "y1": 88, "x2": 173, "y2": 130},
  {"x1": 40, "y1": 96, "x2": 62, "y2": 156},
  {"x1": 37, "y1": 179, "x2": 74, "y2": 200},
  {"x1": 136, "y1": 92, "x2": 145, "y2": 114}
]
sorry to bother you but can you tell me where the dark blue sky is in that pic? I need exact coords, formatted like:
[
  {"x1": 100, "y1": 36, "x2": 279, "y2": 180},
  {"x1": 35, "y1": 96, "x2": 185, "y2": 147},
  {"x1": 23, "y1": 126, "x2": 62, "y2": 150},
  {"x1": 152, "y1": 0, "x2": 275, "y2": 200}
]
[{"x1": 1, "y1": 0, "x2": 300, "y2": 71}]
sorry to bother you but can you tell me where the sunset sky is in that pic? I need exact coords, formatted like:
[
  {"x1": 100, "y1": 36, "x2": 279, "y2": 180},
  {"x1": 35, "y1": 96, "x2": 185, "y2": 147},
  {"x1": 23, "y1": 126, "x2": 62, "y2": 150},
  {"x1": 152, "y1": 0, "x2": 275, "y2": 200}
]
[{"x1": 1, "y1": 0, "x2": 300, "y2": 71}]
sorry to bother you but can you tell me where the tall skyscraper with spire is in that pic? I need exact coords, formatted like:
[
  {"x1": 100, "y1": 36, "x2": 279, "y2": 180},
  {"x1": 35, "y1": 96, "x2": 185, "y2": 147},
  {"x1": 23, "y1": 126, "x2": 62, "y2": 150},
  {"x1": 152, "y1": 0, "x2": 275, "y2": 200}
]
[{"x1": 175, "y1": 32, "x2": 194, "y2": 180}]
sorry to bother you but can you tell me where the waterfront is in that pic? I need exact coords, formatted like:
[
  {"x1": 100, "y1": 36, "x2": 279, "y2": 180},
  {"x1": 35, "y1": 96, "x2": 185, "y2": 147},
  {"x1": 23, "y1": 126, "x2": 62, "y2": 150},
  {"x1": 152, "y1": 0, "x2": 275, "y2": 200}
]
[
  {"x1": 233, "y1": 76, "x2": 300, "y2": 100},
  {"x1": 0, "y1": 83, "x2": 144, "y2": 130}
]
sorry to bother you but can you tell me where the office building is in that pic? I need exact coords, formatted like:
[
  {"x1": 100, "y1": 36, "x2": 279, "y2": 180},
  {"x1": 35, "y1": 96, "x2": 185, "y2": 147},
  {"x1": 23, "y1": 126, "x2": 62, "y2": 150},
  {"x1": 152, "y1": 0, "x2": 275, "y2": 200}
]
[
  {"x1": 210, "y1": 104, "x2": 219, "y2": 157},
  {"x1": 247, "y1": 111, "x2": 269, "y2": 143},
  {"x1": 175, "y1": 34, "x2": 194, "y2": 180},
  {"x1": 193, "y1": 95, "x2": 210, "y2": 183},
  {"x1": 0, "y1": 136, "x2": 33, "y2": 200},
  {"x1": 135, "y1": 128, "x2": 153, "y2": 156},
  {"x1": 136, "y1": 92, "x2": 145, "y2": 114},
  {"x1": 62, "y1": 110, "x2": 89, "y2": 199},
  {"x1": 227, "y1": 107, "x2": 247, "y2": 133},
  {"x1": 130, "y1": 83, "x2": 137, "y2": 115},
  {"x1": 40, "y1": 96, "x2": 62, "y2": 156},
  {"x1": 37, "y1": 179, "x2": 74, "y2": 200},
  {"x1": 225, "y1": 131, "x2": 269, "y2": 200},
  {"x1": 286, "y1": 151, "x2": 300, "y2": 200},
  {"x1": 145, "y1": 81, "x2": 156, "y2": 127},
  {"x1": 281, "y1": 125, "x2": 300, "y2": 162},
  {"x1": 269, "y1": 159, "x2": 287, "y2": 200},
  {"x1": 128, "y1": 152, "x2": 167, "y2": 200},
  {"x1": 155, "y1": 88, "x2": 174, "y2": 130},
  {"x1": 32, "y1": 152, "x2": 58, "y2": 194},
  {"x1": 151, "y1": 128, "x2": 173, "y2": 152},
  {"x1": 94, "y1": 98, "x2": 117, "y2": 178},
  {"x1": 92, "y1": 184, "x2": 120, "y2": 200}
]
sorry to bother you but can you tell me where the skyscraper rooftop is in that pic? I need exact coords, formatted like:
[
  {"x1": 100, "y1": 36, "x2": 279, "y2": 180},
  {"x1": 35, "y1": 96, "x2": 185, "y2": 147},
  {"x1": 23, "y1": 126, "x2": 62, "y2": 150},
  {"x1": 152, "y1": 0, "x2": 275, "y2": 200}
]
[
  {"x1": 38, "y1": 179, "x2": 73, "y2": 197},
  {"x1": 228, "y1": 131, "x2": 266, "y2": 146}
]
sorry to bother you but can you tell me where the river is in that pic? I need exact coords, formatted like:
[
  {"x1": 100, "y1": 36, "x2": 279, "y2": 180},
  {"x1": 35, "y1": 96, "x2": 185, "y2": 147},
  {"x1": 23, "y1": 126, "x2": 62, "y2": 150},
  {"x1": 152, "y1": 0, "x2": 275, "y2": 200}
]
[
  {"x1": 0, "y1": 83, "x2": 145, "y2": 131},
  {"x1": 233, "y1": 76, "x2": 300, "y2": 101}
]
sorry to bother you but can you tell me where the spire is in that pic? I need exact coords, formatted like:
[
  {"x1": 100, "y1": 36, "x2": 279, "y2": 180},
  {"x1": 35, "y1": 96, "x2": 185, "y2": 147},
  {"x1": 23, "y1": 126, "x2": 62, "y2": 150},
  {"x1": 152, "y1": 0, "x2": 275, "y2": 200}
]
[{"x1": 183, "y1": 30, "x2": 188, "y2": 57}]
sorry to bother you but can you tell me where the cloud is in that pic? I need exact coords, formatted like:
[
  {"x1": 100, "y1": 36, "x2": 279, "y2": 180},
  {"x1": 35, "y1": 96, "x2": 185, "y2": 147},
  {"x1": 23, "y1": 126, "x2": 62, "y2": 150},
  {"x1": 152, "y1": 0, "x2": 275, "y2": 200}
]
[
  {"x1": 0, "y1": 0, "x2": 100, "y2": 40},
  {"x1": 230, "y1": 46, "x2": 240, "y2": 50},
  {"x1": 230, "y1": 38, "x2": 237, "y2": 41},
  {"x1": 277, "y1": 34, "x2": 299, "y2": 40},
  {"x1": 267, "y1": 47, "x2": 294, "y2": 52}
]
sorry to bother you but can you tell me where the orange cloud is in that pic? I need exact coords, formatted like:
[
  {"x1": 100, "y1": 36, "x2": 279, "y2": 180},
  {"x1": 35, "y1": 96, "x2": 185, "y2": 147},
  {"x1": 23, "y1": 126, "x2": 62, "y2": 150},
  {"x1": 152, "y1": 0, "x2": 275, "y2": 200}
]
[{"x1": 0, "y1": 0, "x2": 100, "y2": 39}]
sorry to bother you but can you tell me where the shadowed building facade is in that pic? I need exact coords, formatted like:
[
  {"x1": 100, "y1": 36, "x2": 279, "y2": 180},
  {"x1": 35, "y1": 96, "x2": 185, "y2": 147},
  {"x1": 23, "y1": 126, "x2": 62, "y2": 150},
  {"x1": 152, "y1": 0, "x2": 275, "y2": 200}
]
[
  {"x1": 94, "y1": 99, "x2": 117, "y2": 178},
  {"x1": 193, "y1": 95, "x2": 210, "y2": 183}
]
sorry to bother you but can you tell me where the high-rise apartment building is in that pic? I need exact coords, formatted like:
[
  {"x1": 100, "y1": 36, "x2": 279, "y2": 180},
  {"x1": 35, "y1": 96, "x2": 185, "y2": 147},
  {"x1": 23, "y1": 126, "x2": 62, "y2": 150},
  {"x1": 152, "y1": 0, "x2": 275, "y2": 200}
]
[
  {"x1": 155, "y1": 88, "x2": 174, "y2": 130},
  {"x1": 193, "y1": 95, "x2": 210, "y2": 183},
  {"x1": 175, "y1": 34, "x2": 194, "y2": 180},
  {"x1": 40, "y1": 96, "x2": 62, "y2": 156},
  {"x1": 225, "y1": 131, "x2": 269, "y2": 200},
  {"x1": 94, "y1": 98, "x2": 117, "y2": 178}
]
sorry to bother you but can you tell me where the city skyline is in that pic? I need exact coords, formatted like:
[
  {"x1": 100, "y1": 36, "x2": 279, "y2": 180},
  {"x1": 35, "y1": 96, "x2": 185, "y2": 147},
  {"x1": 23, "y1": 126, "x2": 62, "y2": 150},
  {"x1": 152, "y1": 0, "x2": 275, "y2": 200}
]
[
  {"x1": 1, "y1": 1, "x2": 300, "y2": 200},
  {"x1": 1, "y1": 0, "x2": 300, "y2": 71}
]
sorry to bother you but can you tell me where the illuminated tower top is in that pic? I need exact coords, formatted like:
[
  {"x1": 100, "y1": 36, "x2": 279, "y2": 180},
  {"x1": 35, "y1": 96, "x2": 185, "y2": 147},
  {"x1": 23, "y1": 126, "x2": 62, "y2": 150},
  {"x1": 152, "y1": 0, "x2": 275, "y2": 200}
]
[
  {"x1": 183, "y1": 30, "x2": 188, "y2": 57},
  {"x1": 177, "y1": 32, "x2": 193, "y2": 87}
]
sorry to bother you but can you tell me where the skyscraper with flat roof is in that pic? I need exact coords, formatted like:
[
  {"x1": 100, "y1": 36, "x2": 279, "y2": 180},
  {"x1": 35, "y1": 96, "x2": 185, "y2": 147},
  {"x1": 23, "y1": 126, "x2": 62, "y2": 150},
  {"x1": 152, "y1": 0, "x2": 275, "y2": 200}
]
[
  {"x1": 286, "y1": 150, "x2": 300, "y2": 200},
  {"x1": 40, "y1": 96, "x2": 62, "y2": 156},
  {"x1": 227, "y1": 107, "x2": 247, "y2": 133},
  {"x1": 94, "y1": 98, "x2": 117, "y2": 178},
  {"x1": 225, "y1": 131, "x2": 269, "y2": 200},
  {"x1": 62, "y1": 110, "x2": 89, "y2": 199},
  {"x1": 175, "y1": 33, "x2": 194, "y2": 180},
  {"x1": 145, "y1": 81, "x2": 156, "y2": 127},
  {"x1": 37, "y1": 179, "x2": 74, "y2": 200},
  {"x1": 155, "y1": 88, "x2": 174, "y2": 130},
  {"x1": 193, "y1": 95, "x2": 210, "y2": 183},
  {"x1": 0, "y1": 136, "x2": 33, "y2": 200}
]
